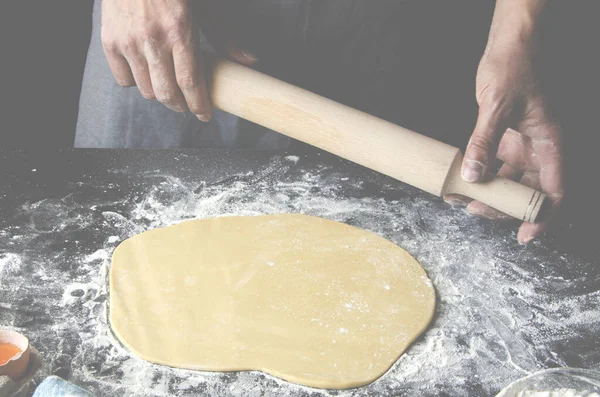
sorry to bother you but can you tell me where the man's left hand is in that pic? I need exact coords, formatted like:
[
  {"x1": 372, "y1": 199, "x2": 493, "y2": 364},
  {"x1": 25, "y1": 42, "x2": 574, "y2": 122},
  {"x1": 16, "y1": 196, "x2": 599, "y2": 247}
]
[{"x1": 445, "y1": 43, "x2": 565, "y2": 244}]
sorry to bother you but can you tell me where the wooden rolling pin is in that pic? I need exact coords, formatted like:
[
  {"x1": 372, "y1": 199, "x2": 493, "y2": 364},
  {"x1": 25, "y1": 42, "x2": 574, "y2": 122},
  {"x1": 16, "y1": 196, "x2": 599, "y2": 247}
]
[{"x1": 208, "y1": 57, "x2": 545, "y2": 223}]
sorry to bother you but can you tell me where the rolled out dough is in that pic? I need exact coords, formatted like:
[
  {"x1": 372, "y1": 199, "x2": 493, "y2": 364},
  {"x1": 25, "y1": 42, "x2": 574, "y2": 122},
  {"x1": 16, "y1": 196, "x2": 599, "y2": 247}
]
[{"x1": 109, "y1": 214, "x2": 435, "y2": 389}]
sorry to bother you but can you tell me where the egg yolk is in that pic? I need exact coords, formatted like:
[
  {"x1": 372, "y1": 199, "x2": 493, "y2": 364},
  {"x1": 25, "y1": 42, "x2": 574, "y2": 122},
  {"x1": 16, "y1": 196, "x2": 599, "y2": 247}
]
[{"x1": 0, "y1": 343, "x2": 22, "y2": 366}]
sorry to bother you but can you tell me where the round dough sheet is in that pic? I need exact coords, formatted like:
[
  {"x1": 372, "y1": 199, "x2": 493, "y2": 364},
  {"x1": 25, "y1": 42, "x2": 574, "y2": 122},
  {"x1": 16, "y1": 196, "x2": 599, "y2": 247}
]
[{"x1": 109, "y1": 214, "x2": 435, "y2": 389}]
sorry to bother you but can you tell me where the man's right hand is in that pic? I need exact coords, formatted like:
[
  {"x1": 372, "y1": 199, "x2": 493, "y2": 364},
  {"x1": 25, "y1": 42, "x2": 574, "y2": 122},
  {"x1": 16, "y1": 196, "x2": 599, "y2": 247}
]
[{"x1": 101, "y1": 0, "x2": 257, "y2": 121}]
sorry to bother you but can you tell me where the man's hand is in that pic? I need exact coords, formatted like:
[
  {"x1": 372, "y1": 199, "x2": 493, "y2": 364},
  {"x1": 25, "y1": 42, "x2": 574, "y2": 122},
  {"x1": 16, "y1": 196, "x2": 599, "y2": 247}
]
[
  {"x1": 101, "y1": 0, "x2": 257, "y2": 120},
  {"x1": 446, "y1": 0, "x2": 564, "y2": 244}
]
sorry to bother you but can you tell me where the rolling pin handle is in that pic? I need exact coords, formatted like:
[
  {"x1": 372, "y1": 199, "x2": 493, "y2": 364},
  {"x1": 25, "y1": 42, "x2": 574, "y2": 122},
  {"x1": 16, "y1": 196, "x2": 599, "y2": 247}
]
[{"x1": 442, "y1": 153, "x2": 546, "y2": 223}]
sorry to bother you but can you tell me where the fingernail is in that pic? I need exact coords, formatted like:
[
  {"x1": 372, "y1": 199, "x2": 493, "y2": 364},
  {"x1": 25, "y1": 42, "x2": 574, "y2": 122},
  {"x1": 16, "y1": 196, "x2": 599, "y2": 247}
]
[
  {"x1": 466, "y1": 206, "x2": 484, "y2": 217},
  {"x1": 445, "y1": 198, "x2": 466, "y2": 207},
  {"x1": 518, "y1": 235, "x2": 535, "y2": 245},
  {"x1": 241, "y1": 50, "x2": 258, "y2": 62},
  {"x1": 461, "y1": 160, "x2": 485, "y2": 182},
  {"x1": 167, "y1": 104, "x2": 186, "y2": 113},
  {"x1": 466, "y1": 204, "x2": 497, "y2": 219},
  {"x1": 197, "y1": 114, "x2": 211, "y2": 122}
]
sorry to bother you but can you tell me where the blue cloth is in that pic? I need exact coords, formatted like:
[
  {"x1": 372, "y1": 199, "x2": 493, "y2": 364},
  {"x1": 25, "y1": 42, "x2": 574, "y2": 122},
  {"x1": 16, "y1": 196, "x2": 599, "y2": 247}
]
[{"x1": 32, "y1": 376, "x2": 94, "y2": 397}]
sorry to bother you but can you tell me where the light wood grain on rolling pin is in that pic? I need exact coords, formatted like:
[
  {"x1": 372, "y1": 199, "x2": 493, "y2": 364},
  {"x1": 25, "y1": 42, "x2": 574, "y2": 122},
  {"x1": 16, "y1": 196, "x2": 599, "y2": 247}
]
[{"x1": 208, "y1": 57, "x2": 545, "y2": 223}]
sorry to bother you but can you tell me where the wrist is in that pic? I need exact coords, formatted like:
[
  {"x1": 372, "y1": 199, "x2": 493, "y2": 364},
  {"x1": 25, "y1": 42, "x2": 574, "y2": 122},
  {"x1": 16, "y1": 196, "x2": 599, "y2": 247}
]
[{"x1": 486, "y1": 0, "x2": 546, "y2": 53}]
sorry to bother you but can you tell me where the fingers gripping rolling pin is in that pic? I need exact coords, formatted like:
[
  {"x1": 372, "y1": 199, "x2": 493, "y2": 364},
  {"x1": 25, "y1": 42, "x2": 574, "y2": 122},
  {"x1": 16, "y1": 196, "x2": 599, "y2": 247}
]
[{"x1": 208, "y1": 57, "x2": 545, "y2": 223}]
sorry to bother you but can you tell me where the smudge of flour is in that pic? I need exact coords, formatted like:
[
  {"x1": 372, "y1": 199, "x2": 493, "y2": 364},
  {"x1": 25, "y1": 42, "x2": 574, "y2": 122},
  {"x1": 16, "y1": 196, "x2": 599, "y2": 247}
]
[
  {"x1": 0, "y1": 154, "x2": 598, "y2": 397},
  {"x1": 518, "y1": 391, "x2": 599, "y2": 397},
  {"x1": 0, "y1": 253, "x2": 22, "y2": 287}
]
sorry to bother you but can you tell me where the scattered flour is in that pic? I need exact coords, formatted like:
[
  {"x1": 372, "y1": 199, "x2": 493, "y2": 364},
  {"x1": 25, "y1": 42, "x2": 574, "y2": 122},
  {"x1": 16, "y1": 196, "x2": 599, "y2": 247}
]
[
  {"x1": 518, "y1": 390, "x2": 600, "y2": 397},
  {"x1": 0, "y1": 253, "x2": 22, "y2": 288},
  {"x1": 0, "y1": 155, "x2": 598, "y2": 397}
]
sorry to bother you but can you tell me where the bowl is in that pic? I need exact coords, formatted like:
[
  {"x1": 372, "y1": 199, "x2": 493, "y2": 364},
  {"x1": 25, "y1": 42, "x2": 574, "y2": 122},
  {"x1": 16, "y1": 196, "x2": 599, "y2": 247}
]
[
  {"x1": 0, "y1": 330, "x2": 30, "y2": 381},
  {"x1": 496, "y1": 368, "x2": 600, "y2": 397}
]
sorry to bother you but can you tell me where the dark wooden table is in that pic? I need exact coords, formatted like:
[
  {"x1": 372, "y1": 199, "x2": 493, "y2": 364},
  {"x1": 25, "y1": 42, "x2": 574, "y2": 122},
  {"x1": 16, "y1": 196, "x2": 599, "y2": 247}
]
[{"x1": 0, "y1": 149, "x2": 598, "y2": 397}]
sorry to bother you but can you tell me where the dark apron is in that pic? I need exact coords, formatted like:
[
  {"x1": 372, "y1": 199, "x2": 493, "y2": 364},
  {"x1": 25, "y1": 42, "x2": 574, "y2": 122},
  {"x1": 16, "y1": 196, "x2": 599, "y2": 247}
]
[{"x1": 75, "y1": 0, "x2": 493, "y2": 148}]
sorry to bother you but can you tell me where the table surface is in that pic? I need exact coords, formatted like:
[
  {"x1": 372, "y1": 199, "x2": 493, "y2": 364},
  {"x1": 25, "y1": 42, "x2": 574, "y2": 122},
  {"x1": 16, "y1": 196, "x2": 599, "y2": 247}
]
[{"x1": 0, "y1": 149, "x2": 598, "y2": 397}]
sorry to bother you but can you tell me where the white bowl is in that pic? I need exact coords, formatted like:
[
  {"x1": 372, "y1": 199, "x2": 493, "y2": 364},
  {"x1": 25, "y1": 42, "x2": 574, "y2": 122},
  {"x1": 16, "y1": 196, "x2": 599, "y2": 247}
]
[
  {"x1": 0, "y1": 330, "x2": 30, "y2": 381},
  {"x1": 496, "y1": 368, "x2": 600, "y2": 397}
]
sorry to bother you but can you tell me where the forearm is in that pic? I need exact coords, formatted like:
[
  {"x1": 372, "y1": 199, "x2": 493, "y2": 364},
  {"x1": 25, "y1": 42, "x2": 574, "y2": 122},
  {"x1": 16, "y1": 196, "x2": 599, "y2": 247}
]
[{"x1": 486, "y1": 0, "x2": 548, "y2": 51}]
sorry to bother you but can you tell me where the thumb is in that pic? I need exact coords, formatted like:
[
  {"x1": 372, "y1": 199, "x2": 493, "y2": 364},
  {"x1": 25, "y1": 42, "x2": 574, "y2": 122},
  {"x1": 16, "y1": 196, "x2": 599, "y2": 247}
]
[
  {"x1": 462, "y1": 97, "x2": 510, "y2": 183},
  {"x1": 199, "y1": 0, "x2": 258, "y2": 67},
  {"x1": 225, "y1": 43, "x2": 259, "y2": 67}
]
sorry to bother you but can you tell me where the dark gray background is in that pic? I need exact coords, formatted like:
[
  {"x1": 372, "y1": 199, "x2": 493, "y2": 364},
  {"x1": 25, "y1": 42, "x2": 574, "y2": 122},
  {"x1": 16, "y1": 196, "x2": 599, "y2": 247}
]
[{"x1": 0, "y1": 1, "x2": 598, "y2": 250}]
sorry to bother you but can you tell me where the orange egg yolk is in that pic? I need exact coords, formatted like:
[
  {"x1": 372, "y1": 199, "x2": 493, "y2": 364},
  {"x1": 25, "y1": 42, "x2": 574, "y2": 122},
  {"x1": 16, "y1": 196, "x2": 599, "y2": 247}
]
[{"x1": 0, "y1": 343, "x2": 22, "y2": 366}]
